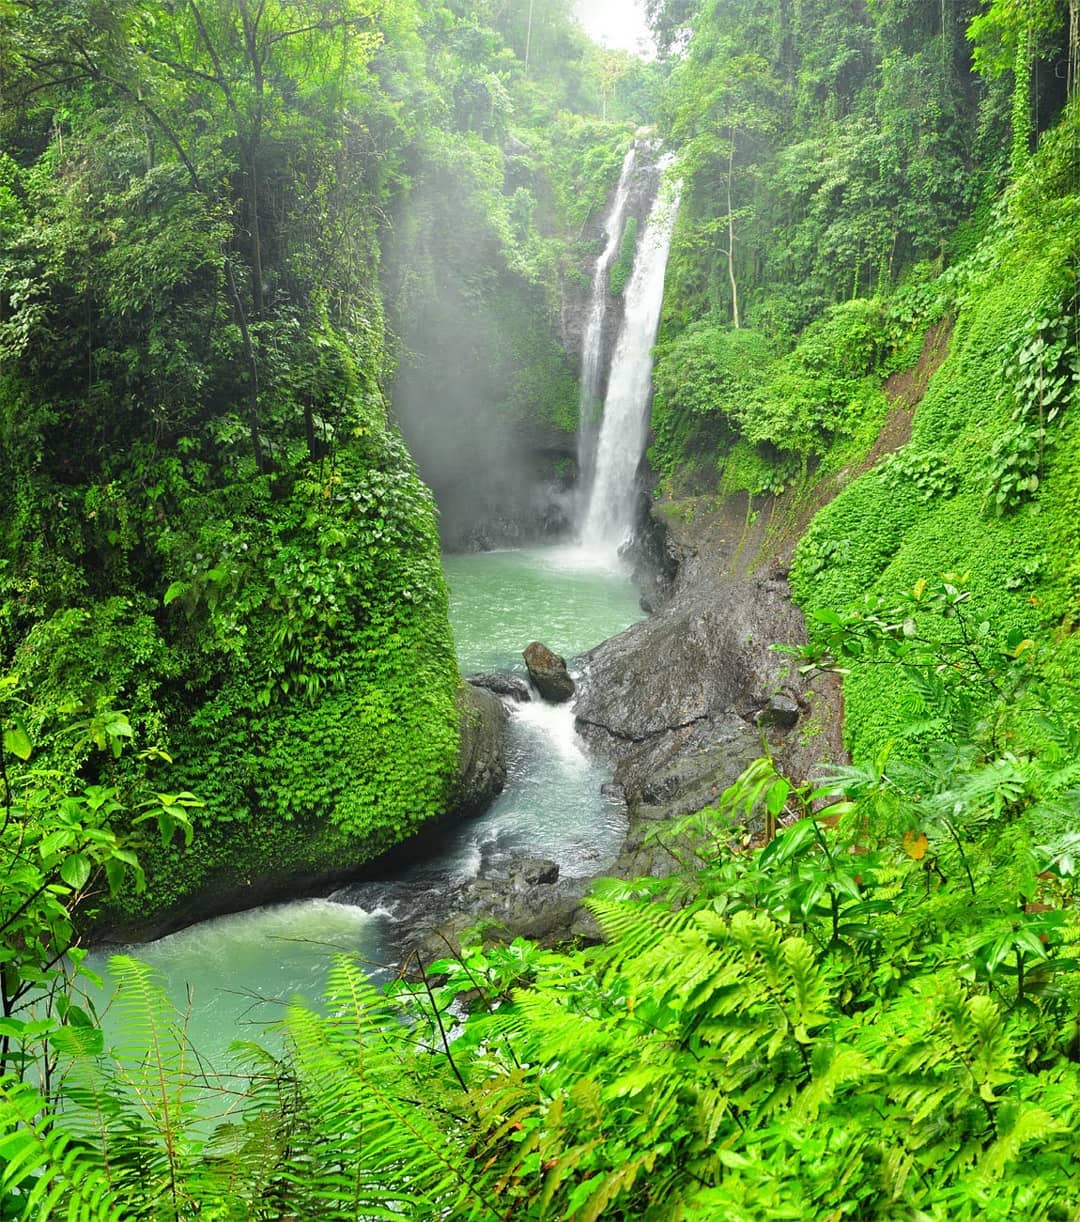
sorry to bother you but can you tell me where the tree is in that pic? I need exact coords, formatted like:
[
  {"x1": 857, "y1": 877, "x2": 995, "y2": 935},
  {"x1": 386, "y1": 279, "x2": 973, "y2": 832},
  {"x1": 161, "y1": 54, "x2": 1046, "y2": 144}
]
[
  {"x1": 664, "y1": 38, "x2": 783, "y2": 327},
  {"x1": 967, "y1": 0, "x2": 1067, "y2": 172}
]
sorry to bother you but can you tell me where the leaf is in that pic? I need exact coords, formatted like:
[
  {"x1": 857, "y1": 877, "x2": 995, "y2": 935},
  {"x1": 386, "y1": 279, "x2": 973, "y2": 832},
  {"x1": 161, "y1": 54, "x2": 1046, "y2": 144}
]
[
  {"x1": 765, "y1": 778, "x2": 790, "y2": 817},
  {"x1": 163, "y1": 580, "x2": 187, "y2": 605},
  {"x1": 59, "y1": 853, "x2": 91, "y2": 891},
  {"x1": 39, "y1": 828, "x2": 77, "y2": 858},
  {"x1": 902, "y1": 830, "x2": 929, "y2": 860},
  {"x1": 717, "y1": 1148, "x2": 752, "y2": 1168},
  {"x1": 3, "y1": 724, "x2": 32, "y2": 761}
]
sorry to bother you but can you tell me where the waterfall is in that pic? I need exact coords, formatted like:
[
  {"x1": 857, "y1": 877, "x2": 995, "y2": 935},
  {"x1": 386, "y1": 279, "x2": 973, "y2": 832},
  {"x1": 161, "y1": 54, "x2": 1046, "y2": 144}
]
[
  {"x1": 580, "y1": 161, "x2": 679, "y2": 555},
  {"x1": 576, "y1": 142, "x2": 638, "y2": 489}
]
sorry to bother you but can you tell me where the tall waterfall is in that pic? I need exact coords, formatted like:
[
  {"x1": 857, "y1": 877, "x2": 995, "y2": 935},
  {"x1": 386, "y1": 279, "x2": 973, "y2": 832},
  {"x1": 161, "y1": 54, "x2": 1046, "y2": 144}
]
[
  {"x1": 576, "y1": 143, "x2": 638, "y2": 486},
  {"x1": 580, "y1": 161, "x2": 679, "y2": 555}
]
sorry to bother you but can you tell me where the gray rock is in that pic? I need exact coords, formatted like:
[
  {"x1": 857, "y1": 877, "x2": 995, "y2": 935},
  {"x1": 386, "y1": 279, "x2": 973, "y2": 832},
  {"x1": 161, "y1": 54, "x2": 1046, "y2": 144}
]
[
  {"x1": 408, "y1": 869, "x2": 593, "y2": 961},
  {"x1": 512, "y1": 858, "x2": 560, "y2": 887},
  {"x1": 523, "y1": 641, "x2": 575, "y2": 703},
  {"x1": 574, "y1": 493, "x2": 844, "y2": 841},
  {"x1": 450, "y1": 684, "x2": 509, "y2": 815},
  {"x1": 468, "y1": 671, "x2": 532, "y2": 703},
  {"x1": 755, "y1": 694, "x2": 801, "y2": 729}
]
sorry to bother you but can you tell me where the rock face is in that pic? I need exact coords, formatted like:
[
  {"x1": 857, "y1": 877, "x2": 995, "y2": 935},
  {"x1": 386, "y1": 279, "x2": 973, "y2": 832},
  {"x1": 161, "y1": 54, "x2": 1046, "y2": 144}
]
[
  {"x1": 523, "y1": 641, "x2": 576, "y2": 703},
  {"x1": 574, "y1": 494, "x2": 844, "y2": 880}
]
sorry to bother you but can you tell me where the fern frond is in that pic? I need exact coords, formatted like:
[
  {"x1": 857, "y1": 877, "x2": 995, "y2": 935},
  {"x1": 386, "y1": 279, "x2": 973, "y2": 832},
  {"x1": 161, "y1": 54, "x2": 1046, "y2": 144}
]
[
  {"x1": 977, "y1": 1104, "x2": 1064, "y2": 1182},
  {"x1": 0, "y1": 1078, "x2": 120, "y2": 1220},
  {"x1": 273, "y1": 955, "x2": 498, "y2": 1221},
  {"x1": 792, "y1": 1045, "x2": 872, "y2": 1123},
  {"x1": 585, "y1": 895, "x2": 697, "y2": 970}
]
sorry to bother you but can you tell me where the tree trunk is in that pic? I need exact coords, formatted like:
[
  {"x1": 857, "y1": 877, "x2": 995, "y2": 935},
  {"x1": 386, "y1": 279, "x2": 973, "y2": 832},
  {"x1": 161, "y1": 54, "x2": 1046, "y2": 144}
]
[
  {"x1": 239, "y1": 1, "x2": 265, "y2": 317},
  {"x1": 1011, "y1": 16, "x2": 1034, "y2": 175},
  {"x1": 225, "y1": 259, "x2": 267, "y2": 474}
]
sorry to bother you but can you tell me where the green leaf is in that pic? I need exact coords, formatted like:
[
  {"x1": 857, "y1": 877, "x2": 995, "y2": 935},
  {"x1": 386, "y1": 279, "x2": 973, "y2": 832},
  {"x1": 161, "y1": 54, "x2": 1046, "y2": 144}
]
[
  {"x1": 3, "y1": 725, "x2": 32, "y2": 761},
  {"x1": 39, "y1": 828, "x2": 76, "y2": 858},
  {"x1": 59, "y1": 853, "x2": 91, "y2": 891},
  {"x1": 717, "y1": 1148, "x2": 752, "y2": 1169},
  {"x1": 765, "y1": 778, "x2": 790, "y2": 817}
]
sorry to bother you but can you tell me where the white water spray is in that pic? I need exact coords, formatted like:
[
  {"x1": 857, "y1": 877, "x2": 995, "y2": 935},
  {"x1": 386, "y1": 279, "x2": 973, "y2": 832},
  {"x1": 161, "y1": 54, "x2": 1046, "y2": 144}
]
[{"x1": 579, "y1": 162, "x2": 680, "y2": 556}]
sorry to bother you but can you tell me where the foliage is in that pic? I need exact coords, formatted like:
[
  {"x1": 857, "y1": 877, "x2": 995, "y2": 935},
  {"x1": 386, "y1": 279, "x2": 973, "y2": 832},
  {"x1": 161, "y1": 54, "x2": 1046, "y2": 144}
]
[
  {"x1": 6, "y1": 581, "x2": 1080, "y2": 1220},
  {"x1": 0, "y1": 688, "x2": 196, "y2": 1110},
  {"x1": 0, "y1": 0, "x2": 493, "y2": 928},
  {"x1": 608, "y1": 215, "x2": 639, "y2": 296},
  {"x1": 652, "y1": 297, "x2": 894, "y2": 491},
  {"x1": 653, "y1": 0, "x2": 1030, "y2": 341},
  {"x1": 7, "y1": 699, "x2": 1080, "y2": 1219},
  {"x1": 650, "y1": 323, "x2": 773, "y2": 482},
  {"x1": 983, "y1": 295, "x2": 1080, "y2": 515},
  {"x1": 791, "y1": 109, "x2": 1080, "y2": 761},
  {"x1": 876, "y1": 447, "x2": 960, "y2": 503}
]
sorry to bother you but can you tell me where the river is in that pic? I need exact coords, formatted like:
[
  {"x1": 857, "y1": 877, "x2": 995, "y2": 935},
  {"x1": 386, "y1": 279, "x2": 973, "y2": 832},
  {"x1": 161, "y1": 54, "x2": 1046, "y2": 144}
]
[{"x1": 85, "y1": 545, "x2": 643, "y2": 1065}]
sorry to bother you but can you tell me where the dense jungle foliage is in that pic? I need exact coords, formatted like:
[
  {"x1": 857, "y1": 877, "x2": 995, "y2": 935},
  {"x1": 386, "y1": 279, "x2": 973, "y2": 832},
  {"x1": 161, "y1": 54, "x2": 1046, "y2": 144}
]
[
  {"x1": 2, "y1": 0, "x2": 1080, "y2": 1217},
  {"x1": 0, "y1": 0, "x2": 648, "y2": 933}
]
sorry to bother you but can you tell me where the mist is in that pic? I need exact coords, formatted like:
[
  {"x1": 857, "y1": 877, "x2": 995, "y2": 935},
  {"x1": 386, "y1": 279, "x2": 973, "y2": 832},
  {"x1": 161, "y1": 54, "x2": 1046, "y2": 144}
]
[{"x1": 385, "y1": 154, "x2": 579, "y2": 552}]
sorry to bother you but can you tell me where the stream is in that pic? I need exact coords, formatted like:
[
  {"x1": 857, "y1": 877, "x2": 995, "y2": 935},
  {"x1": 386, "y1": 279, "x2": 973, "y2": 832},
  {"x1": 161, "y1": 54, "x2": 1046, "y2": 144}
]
[{"x1": 86, "y1": 545, "x2": 643, "y2": 1065}]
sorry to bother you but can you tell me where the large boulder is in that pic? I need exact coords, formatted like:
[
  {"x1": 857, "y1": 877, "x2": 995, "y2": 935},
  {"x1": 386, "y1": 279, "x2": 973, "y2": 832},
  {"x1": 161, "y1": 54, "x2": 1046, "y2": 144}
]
[
  {"x1": 451, "y1": 684, "x2": 510, "y2": 814},
  {"x1": 523, "y1": 641, "x2": 575, "y2": 703}
]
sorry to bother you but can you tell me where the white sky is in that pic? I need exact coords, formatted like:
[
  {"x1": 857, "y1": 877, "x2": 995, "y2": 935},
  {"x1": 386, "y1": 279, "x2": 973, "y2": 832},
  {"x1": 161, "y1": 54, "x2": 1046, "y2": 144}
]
[{"x1": 574, "y1": 0, "x2": 656, "y2": 58}]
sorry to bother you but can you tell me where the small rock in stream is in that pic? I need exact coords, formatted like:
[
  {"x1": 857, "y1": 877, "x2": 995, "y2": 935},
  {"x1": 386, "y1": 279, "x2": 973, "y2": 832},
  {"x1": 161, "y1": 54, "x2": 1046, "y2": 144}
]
[
  {"x1": 511, "y1": 858, "x2": 560, "y2": 888},
  {"x1": 523, "y1": 641, "x2": 575, "y2": 703}
]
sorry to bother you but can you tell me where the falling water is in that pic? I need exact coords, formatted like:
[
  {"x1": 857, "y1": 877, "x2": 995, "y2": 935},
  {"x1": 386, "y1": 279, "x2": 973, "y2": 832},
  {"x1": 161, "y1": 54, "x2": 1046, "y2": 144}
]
[
  {"x1": 577, "y1": 143, "x2": 638, "y2": 486},
  {"x1": 580, "y1": 161, "x2": 680, "y2": 555}
]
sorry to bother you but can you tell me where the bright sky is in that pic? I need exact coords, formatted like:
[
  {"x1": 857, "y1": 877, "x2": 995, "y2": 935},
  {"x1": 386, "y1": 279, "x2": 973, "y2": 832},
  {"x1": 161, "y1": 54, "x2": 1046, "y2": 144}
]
[{"x1": 574, "y1": 0, "x2": 656, "y2": 58}]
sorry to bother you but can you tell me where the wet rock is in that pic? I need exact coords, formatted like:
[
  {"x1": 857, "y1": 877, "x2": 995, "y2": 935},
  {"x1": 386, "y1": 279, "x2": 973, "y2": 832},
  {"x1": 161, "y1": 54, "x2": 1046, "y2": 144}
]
[
  {"x1": 755, "y1": 694, "x2": 800, "y2": 729},
  {"x1": 641, "y1": 775, "x2": 680, "y2": 806},
  {"x1": 512, "y1": 858, "x2": 560, "y2": 888},
  {"x1": 523, "y1": 641, "x2": 575, "y2": 703},
  {"x1": 408, "y1": 867, "x2": 593, "y2": 961},
  {"x1": 575, "y1": 493, "x2": 844, "y2": 837},
  {"x1": 450, "y1": 685, "x2": 509, "y2": 815},
  {"x1": 468, "y1": 671, "x2": 532, "y2": 703}
]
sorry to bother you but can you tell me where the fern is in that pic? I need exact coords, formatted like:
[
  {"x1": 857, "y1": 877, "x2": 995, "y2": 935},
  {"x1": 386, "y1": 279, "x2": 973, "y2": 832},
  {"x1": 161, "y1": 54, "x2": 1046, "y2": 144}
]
[
  {"x1": 270, "y1": 954, "x2": 497, "y2": 1221},
  {"x1": 0, "y1": 1078, "x2": 120, "y2": 1220}
]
